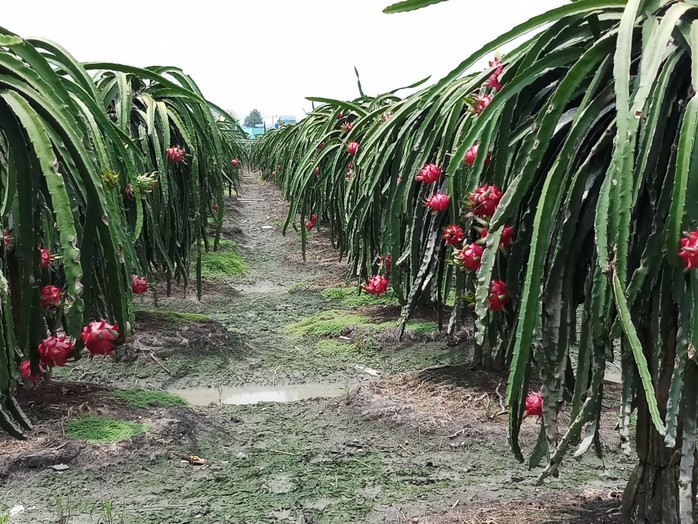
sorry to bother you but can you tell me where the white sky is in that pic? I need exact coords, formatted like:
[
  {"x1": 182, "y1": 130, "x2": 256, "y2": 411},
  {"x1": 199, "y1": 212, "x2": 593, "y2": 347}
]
[{"x1": 5, "y1": 0, "x2": 567, "y2": 124}]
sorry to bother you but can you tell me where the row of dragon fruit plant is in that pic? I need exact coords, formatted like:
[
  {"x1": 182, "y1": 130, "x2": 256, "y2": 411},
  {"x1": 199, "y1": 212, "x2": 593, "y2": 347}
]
[
  {"x1": 253, "y1": 0, "x2": 698, "y2": 520},
  {"x1": 0, "y1": 29, "x2": 245, "y2": 438}
]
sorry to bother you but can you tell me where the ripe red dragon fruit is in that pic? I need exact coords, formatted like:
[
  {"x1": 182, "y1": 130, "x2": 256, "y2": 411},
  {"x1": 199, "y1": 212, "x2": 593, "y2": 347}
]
[
  {"x1": 525, "y1": 390, "x2": 543, "y2": 417},
  {"x1": 20, "y1": 360, "x2": 44, "y2": 382},
  {"x1": 489, "y1": 56, "x2": 504, "y2": 77},
  {"x1": 443, "y1": 225, "x2": 465, "y2": 246},
  {"x1": 347, "y1": 142, "x2": 360, "y2": 156},
  {"x1": 485, "y1": 74, "x2": 503, "y2": 92},
  {"x1": 314, "y1": 166, "x2": 320, "y2": 175},
  {"x1": 500, "y1": 225, "x2": 515, "y2": 249},
  {"x1": 231, "y1": 158, "x2": 240, "y2": 167},
  {"x1": 3, "y1": 229, "x2": 12, "y2": 250},
  {"x1": 362, "y1": 275, "x2": 389, "y2": 296},
  {"x1": 342, "y1": 122, "x2": 353, "y2": 133},
  {"x1": 489, "y1": 280, "x2": 509, "y2": 311},
  {"x1": 485, "y1": 57, "x2": 504, "y2": 92},
  {"x1": 131, "y1": 274, "x2": 149, "y2": 295},
  {"x1": 40, "y1": 285, "x2": 62, "y2": 308},
  {"x1": 167, "y1": 146, "x2": 185, "y2": 164},
  {"x1": 472, "y1": 94, "x2": 493, "y2": 115},
  {"x1": 465, "y1": 145, "x2": 492, "y2": 168},
  {"x1": 39, "y1": 247, "x2": 52, "y2": 269},
  {"x1": 465, "y1": 144, "x2": 479, "y2": 167},
  {"x1": 425, "y1": 193, "x2": 450, "y2": 212},
  {"x1": 81, "y1": 320, "x2": 119, "y2": 357},
  {"x1": 453, "y1": 243, "x2": 484, "y2": 271},
  {"x1": 213, "y1": 203, "x2": 219, "y2": 212},
  {"x1": 470, "y1": 184, "x2": 503, "y2": 218},
  {"x1": 38, "y1": 335, "x2": 74, "y2": 367},
  {"x1": 480, "y1": 225, "x2": 515, "y2": 249},
  {"x1": 305, "y1": 214, "x2": 318, "y2": 231},
  {"x1": 679, "y1": 230, "x2": 698, "y2": 270},
  {"x1": 416, "y1": 163, "x2": 442, "y2": 184}
]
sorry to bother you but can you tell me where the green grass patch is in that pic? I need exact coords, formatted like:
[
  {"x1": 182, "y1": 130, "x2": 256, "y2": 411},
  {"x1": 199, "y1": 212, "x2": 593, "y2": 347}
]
[
  {"x1": 315, "y1": 338, "x2": 359, "y2": 356},
  {"x1": 112, "y1": 389, "x2": 188, "y2": 409},
  {"x1": 207, "y1": 237, "x2": 237, "y2": 251},
  {"x1": 136, "y1": 310, "x2": 210, "y2": 323},
  {"x1": 405, "y1": 320, "x2": 438, "y2": 335},
  {"x1": 315, "y1": 337, "x2": 380, "y2": 360},
  {"x1": 65, "y1": 416, "x2": 147, "y2": 443},
  {"x1": 284, "y1": 310, "x2": 370, "y2": 338},
  {"x1": 321, "y1": 287, "x2": 399, "y2": 307},
  {"x1": 200, "y1": 249, "x2": 246, "y2": 279}
]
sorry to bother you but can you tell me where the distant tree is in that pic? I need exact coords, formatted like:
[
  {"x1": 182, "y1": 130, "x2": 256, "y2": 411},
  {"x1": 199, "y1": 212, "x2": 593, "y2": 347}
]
[{"x1": 244, "y1": 109, "x2": 263, "y2": 128}]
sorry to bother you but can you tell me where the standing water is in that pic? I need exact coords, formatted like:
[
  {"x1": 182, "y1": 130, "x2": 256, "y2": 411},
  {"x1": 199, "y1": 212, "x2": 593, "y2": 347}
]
[{"x1": 168, "y1": 383, "x2": 351, "y2": 406}]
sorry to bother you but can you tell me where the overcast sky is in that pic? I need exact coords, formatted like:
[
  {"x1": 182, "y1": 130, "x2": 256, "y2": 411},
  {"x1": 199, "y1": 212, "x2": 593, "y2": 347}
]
[{"x1": 5, "y1": 0, "x2": 567, "y2": 124}]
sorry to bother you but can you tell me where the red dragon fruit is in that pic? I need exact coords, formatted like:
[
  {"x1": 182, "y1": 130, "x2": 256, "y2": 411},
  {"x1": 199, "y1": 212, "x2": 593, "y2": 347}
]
[
  {"x1": 485, "y1": 75, "x2": 503, "y2": 92},
  {"x1": 465, "y1": 144, "x2": 492, "y2": 168},
  {"x1": 39, "y1": 247, "x2": 52, "y2": 269},
  {"x1": 416, "y1": 163, "x2": 442, "y2": 184},
  {"x1": 443, "y1": 225, "x2": 465, "y2": 247},
  {"x1": 20, "y1": 360, "x2": 44, "y2": 382},
  {"x1": 490, "y1": 57, "x2": 504, "y2": 77},
  {"x1": 131, "y1": 274, "x2": 149, "y2": 295},
  {"x1": 305, "y1": 214, "x2": 318, "y2": 231},
  {"x1": 480, "y1": 225, "x2": 515, "y2": 249},
  {"x1": 679, "y1": 230, "x2": 698, "y2": 270},
  {"x1": 485, "y1": 56, "x2": 504, "y2": 91},
  {"x1": 465, "y1": 145, "x2": 479, "y2": 167},
  {"x1": 472, "y1": 94, "x2": 493, "y2": 115},
  {"x1": 453, "y1": 243, "x2": 484, "y2": 271},
  {"x1": 38, "y1": 336, "x2": 74, "y2": 367},
  {"x1": 40, "y1": 285, "x2": 62, "y2": 308},
  {"x1": 469, "y1": 184, "x2": 503, "y2": 218},
  {"x1": 525, "y1": 391, "x2": 543, "y2": 417},
  {"x1": 347, "y1": 142, "x2": 360, "y2": 156},
  {"x1": 425, "y1": 193, "x2": 450, "y2": 212},
  {"x1": 167, "y1": 146, "x2": 185, "y2": 164},
  {"x1": 488, "y1": 280, "x2": 509, "y2": 311},
  {"x1": 81, "y1": 321, "x2": 119, "y2": 357},
  {"x1": 362, "y1": 275, "x2": 389, "y2": 296}
]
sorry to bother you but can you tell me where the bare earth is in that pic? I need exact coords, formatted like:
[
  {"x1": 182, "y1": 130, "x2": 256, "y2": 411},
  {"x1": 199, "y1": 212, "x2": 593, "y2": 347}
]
[{"x1": 0, "y1": 171, "x2": 631, "y2": 523}]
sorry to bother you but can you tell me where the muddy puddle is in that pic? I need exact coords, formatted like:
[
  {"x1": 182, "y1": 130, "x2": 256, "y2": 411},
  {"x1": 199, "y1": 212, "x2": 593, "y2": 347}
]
[{"x1": 168, "y1": 382, "x2": 351, "y2": 405}]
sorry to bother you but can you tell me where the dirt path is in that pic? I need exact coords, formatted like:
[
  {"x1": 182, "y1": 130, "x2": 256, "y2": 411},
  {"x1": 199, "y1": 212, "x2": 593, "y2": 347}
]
[{"x1": 0, "y1": 171, "x2": 631, "y2": 523}]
